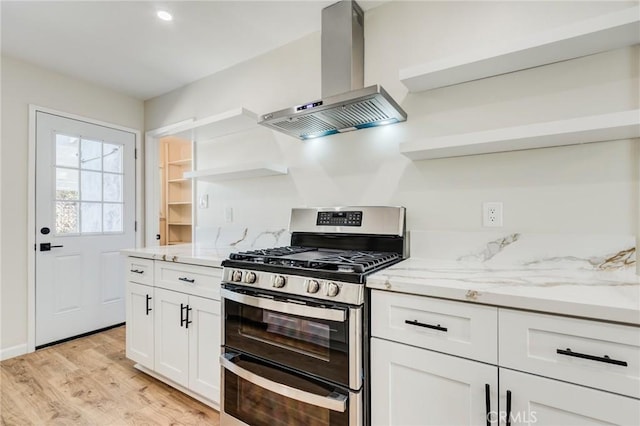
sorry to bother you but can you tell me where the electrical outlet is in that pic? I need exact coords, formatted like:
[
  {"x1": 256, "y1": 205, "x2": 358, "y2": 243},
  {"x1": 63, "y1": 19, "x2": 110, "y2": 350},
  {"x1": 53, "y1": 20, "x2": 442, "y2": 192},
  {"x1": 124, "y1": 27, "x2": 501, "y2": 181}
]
[
  {"x1": 482, "y1": 202, "x2": 503, "y2": 227},
  {"x1": 224, "y1": 206, "x2": 233, "y2": 223}
]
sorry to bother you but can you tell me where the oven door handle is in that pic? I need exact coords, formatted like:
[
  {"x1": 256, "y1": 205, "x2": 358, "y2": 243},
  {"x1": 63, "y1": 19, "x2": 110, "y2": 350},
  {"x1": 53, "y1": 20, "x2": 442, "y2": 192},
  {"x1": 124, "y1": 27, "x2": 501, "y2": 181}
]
[
  {"x1": 221, "y1": 288, "x2": 346, "y2": 322},
  {"x1": 221, "y1": 353, "x2": 348, "y2": 412}
]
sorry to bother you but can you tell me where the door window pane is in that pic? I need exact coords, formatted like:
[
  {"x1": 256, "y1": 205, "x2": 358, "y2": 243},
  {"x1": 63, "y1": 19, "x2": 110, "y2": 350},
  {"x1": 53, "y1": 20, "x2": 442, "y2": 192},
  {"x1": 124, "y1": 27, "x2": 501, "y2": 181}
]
[
  {"x1": 103, "y1": 143, "x2": 122, "y2": 173},
  {"x1": 81, "y1": 203, "x2": 102, "y2": 233},
  {"x1": 56, "y1": 168, "x2": 79, "y2": 200},
  {"x1": 56, "y1": 202, "x2": 78, "y2": 234},
  {"x1": 81, "y1": 171, "x2": 102, "y2": 201},
  {"x1": 54, "y1": 138, "x2": 125, "y2": 236},
  {"x1": 103, "y1": 173, "x2": 122, "y2": 202},
  {"x1": 80, "y1": 139, "x2": 102, "y2": 171},
  {"x1": 103, "y1": 203, "x2": 123, "y2": 233},
  {"x1": 56, "y1": 134, "x2": 79, "y2": 168}
]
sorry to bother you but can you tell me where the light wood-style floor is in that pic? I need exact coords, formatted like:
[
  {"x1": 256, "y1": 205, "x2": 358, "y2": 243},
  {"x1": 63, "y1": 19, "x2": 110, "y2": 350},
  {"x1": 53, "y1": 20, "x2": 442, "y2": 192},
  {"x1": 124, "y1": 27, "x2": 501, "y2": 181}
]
[{"x1": 0, "y1": 326, "x2": 221, "y2": 425}]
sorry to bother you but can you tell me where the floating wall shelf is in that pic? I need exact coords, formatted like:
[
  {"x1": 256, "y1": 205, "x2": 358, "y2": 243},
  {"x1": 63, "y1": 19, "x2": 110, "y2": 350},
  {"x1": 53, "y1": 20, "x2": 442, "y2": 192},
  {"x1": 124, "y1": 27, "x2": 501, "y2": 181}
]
[
  {"x1": 170, "y1": 107, "x2": 258, "y2": 143},
  {"x1": 184, "y1": 162, "x2": 288, "y2": 182},
  {"x1": 400, "y1": 109, "x2": 640, "y2": 160},
  {"x1": 400, "y1": 6, "x2": 640, "y2": 92}
]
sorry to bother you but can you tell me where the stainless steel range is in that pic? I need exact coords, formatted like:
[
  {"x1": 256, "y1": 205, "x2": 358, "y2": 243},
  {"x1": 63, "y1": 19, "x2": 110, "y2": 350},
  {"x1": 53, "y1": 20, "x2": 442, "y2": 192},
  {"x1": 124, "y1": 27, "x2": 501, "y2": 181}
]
[{"x1": 220, "y1": 206, "x2": 406, "y2": 426}]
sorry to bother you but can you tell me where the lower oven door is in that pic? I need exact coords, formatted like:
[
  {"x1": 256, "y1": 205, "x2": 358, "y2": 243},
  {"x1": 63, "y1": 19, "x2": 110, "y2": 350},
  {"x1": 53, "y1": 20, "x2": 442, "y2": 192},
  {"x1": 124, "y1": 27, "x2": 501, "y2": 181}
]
[
  {"x1": 222, "y1": 286, "x2": 362, "y2": 389},
  {"x1": 221, "y1": 352, "x2": 361, "y2": 426}
]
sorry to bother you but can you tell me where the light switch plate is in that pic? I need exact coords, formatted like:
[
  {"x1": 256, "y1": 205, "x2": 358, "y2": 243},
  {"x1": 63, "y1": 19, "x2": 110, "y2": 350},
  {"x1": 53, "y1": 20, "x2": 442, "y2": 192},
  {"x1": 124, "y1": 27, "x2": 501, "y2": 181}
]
[{"x1": 199, "y1": 194, "x2": 208, "y2": 209}]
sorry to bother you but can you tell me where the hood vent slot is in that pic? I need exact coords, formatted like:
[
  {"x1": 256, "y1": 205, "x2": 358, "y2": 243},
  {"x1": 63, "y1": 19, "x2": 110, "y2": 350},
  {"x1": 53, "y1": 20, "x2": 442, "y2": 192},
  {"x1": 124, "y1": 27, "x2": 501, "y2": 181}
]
[{"x1": 259, "y1": 0, "x2": 407, "y2": 140}]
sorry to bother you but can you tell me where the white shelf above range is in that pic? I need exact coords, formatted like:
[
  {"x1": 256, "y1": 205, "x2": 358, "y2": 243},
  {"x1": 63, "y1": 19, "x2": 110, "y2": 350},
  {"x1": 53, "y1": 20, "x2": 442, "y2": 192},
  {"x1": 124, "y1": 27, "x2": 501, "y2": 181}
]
[
  {"x1": 400, "y1": 6, "x2": 640, "y2": 92},
  {"x1": 183, "y1": 162, "x2": 288, "y2": 182},
  {"x1": 171, "y1": 107, "x2": 258, "y2": 143},
  {"x1": 400, "y1": 109, "x2": 640, "y2": 160}
]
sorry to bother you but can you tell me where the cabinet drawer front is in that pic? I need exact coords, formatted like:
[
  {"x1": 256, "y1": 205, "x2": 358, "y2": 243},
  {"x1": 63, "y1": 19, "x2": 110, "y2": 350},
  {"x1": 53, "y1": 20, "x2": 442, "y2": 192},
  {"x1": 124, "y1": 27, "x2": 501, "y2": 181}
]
[
  {"x1": 126, "y1": 257, "x2": 154, "y2": 285},
  {"x1": 155, "y1": 261, "x2": 222, "y2": 301},
  {"x1": 371, "y1": 290, "x2": 498, "y2": 363},
  {"x1": 499, "y1": 309, "x2": 640, "y2": 398}
]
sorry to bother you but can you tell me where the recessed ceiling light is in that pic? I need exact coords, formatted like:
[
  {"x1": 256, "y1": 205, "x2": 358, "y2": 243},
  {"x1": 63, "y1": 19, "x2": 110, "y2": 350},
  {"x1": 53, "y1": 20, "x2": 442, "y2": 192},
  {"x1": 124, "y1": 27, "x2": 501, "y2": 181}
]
[{"x1": 157, "y1": 10, "x2": 173, "y2": 21}]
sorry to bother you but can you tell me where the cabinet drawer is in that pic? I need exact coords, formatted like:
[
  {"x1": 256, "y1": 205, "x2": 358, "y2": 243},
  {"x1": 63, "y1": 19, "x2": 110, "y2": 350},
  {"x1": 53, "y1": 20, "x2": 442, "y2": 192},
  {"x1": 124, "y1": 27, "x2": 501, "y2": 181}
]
[
  {"x1": 155, "y1": 261, "x2": 222, "y2": 301},
  {"x1": 371, "y1": 290, "x2": 498, "y2": 363},
  {"x1": 499, "y1": 309, "x2": 640, "y2": 398},
  {"x1": 126, "y1": 257, "x2": 154, "y2": 285}
]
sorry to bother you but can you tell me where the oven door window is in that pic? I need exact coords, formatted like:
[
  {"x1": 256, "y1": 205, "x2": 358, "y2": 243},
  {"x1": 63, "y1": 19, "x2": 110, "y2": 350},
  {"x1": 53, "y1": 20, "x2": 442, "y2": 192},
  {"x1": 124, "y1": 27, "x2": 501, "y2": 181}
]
[
  {"x1": 224, "y1": 292, "x2": 354, "y2": 387},
  {"x1": 222, "y1": 353, "x2": 356, "y2": 426}
]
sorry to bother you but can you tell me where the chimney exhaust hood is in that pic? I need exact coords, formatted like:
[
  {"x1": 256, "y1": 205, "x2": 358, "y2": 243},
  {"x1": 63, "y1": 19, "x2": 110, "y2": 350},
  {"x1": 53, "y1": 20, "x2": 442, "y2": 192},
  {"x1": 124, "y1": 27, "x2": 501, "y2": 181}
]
[{"x1": 258, "y1": 0, "x2": 407, "y2": 140}]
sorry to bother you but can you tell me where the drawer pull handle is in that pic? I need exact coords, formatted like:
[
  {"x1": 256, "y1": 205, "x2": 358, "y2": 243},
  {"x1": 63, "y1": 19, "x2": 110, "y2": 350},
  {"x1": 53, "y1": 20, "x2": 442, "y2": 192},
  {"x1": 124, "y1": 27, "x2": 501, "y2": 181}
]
[
  {"x1": 178, "y1": 277, "x2": 195, "y2": 283},
  {"x1": 130, "y1": 269, "x2": 144, "y2": 274},
  {"x1": 556, "y1": 348, "x2": 628, "y2": 367},
  {"x1": 404, "y1": 319, "x2": 447, "y2": 332}
]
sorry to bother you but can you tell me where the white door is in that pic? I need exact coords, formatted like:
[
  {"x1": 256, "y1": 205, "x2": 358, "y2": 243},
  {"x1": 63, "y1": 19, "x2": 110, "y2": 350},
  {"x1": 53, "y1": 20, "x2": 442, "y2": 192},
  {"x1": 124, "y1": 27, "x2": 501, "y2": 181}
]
[
  {"x1": 154, "y1": 287, "x2": 189, "y2": 386},
  {"x1": 371, "y1": 337, "x2": 498, "y2": 426},
  {"x1": 499, "y1": 369, "x2": 640, "y2": 425},
  {"x1": 35, "y1": 111, "x2": 136, "y2": 346},
  {"x1": 188, "y1": 296, "x2": 221, "y2": 402},
  {"x1": 125, "y1": 281, "x2": 154, "y2": 369}
]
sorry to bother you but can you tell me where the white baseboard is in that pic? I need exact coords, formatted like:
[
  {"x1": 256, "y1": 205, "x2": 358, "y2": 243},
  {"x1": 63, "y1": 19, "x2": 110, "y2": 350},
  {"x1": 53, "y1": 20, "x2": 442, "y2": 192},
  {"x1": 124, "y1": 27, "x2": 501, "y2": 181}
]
[{"x1": 1, "y1": 343, "x2": 28, "y2": 361}]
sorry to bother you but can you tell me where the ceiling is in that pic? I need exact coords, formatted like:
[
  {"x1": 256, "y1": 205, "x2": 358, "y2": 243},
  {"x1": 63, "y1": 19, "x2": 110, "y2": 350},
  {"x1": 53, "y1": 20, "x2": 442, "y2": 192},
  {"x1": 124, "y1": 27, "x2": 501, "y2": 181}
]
[{"x1": 1, "y1": 1, "x2": 384, "y2": 101}]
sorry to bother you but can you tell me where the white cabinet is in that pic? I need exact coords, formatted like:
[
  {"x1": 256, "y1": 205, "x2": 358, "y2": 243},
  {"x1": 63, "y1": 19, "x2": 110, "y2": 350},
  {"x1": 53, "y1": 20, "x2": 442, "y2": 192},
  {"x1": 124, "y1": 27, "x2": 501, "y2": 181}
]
[
  {"x1": 125, "y1": 256, "x2": 222, "y2": 408},
  {"x1": 154, "y1": 287, "x2": 221, "y2": 403},
  {"x1": 370, "y1": 289, "x2": 640, "y2": 425},
  {"x1": 371, "y1": 338, "x2": 497, "y2": 426},
  {"x1": 125, "y1": 281, "x2": 154, "y2": 369},
  {"x1": 499, "y1": 369, "x2": 640, "y2": 426},
  {"x1": 154, "y1": 287, "x2": 189, "y2": 384}
]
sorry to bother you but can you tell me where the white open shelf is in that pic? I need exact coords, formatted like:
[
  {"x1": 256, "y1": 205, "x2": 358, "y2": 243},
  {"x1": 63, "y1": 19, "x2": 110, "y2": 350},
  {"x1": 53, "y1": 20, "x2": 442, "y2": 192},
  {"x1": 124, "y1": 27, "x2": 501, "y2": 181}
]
[
  {"x1": 400, "y1": 6, "x2": 640, "y2": 92},
  {"x1": 184, "y1": 162, "x2": 288, "y2": 182},
  {"x1": 171, "y1": 107, "x2": 258, "y2": 142},
  {"x1": 400, "y1": 109, "x2": 640, "y2": 160}
]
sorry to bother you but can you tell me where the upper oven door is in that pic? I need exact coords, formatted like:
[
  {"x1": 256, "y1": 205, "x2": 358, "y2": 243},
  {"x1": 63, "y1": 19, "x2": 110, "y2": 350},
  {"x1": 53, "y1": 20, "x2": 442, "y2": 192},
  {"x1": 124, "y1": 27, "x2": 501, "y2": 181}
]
[{"x1": 222, "y1": 286, "x2": 362, "y2": 389}]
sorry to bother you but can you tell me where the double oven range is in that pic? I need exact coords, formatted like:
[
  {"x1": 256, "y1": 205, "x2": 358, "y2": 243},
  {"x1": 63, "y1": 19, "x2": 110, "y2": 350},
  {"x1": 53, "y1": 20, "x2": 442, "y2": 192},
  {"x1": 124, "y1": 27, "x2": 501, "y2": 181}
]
[{"x1": 220, "y1": 206, "x2": 407, "y2": 426}]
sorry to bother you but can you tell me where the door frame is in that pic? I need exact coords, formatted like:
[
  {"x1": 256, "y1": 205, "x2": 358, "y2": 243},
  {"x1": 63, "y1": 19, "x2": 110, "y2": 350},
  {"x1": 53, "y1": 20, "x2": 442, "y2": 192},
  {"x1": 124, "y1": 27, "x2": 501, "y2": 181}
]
[
  {"x1": 27, "y1": 105, "x2": 142, "y2": 353},
  {"x1": 144, "y1": 119, "x2": 195, "y2": 248}
]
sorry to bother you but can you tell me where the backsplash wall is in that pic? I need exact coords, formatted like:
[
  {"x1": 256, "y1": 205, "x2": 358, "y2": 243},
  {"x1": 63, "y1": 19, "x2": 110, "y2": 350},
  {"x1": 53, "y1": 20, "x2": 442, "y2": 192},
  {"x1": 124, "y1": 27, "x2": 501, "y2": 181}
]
[{"x1": 145, "y1": 1, "x2": 639, "y2": 238}]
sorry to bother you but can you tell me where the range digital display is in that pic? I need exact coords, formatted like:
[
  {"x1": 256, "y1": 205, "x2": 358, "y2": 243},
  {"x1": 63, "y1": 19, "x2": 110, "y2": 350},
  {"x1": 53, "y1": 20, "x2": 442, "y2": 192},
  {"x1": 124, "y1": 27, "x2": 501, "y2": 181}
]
[{"x1": 316, "y1": 211, "x2": 362, "y2": 226}]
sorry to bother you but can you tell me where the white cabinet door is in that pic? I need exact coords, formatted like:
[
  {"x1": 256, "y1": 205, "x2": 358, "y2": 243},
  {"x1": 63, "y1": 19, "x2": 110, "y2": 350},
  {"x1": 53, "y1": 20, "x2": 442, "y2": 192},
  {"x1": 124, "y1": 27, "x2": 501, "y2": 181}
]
[
  {"x1": 499, "y1": 369, "x2": 640, "y2": 426},
  {"x1": 154, "y1": 287, "x2": 189, "y2": 386},
  {"x1": 188, "y1": 296, "x2": 221, "y2": 403},
  {"x1": 125, "y1": 282, "x2": 154, "y2": 369},
  {"x1": 371, "y1": 337, "x2": 497, "y2": 426}
]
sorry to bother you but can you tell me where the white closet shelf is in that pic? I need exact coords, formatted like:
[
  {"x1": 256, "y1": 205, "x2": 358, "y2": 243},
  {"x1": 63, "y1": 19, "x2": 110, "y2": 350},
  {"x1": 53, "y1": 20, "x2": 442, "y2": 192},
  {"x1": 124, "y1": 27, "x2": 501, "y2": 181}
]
[
  {"x1": 170, "y1": 107, "x2": 258, "y2": 142},
  {"x1": 400, "y1": 109, "x2": 640, "y2": 160},
  {"x1": 184, "y1": 162, "x2": 288, "y2": 182},
  {"x1": 400, "y1": 6, "x2": 640, "y2": 92}
]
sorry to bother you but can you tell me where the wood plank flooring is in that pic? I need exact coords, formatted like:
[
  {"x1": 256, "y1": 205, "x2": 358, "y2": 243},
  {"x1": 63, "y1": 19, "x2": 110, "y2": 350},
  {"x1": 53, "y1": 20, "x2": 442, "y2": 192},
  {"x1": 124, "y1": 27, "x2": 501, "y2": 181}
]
[{"x1": 0, "y1": 326, "x2": 220, "y2": 425}]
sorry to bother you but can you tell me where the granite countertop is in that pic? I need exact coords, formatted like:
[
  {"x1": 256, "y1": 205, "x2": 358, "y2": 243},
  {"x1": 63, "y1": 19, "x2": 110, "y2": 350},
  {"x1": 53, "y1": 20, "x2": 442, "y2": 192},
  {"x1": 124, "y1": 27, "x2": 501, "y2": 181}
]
[
  {"x1": 121, "y1": 244, "x2": 233, "y2": 268},
  {"x1": 367, "y1": 258, "x2": 640, "y2": 325}
]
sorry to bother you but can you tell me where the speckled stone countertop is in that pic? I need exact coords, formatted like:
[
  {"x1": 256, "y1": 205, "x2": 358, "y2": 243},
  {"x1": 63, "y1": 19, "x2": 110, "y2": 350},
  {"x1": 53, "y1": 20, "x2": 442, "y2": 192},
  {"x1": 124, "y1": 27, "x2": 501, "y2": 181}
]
[{"x1": 367, "y1": 231, "x2": 639, "y2": 325}]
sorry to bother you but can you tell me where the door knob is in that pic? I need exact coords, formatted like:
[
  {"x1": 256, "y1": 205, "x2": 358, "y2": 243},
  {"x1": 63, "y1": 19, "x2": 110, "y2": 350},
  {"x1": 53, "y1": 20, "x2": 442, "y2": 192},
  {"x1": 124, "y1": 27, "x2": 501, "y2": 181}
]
[{"x1": 40, "y1": 243, "x2": 63, "y2": 251}]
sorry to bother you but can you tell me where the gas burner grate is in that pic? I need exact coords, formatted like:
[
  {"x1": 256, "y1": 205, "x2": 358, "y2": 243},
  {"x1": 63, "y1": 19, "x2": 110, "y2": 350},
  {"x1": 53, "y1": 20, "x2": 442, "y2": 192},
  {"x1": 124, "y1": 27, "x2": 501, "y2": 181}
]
[
  {"x1": 314, "y1": 251, "x2": 402, "y2": 273},
  {"x1": 230, "y1": 246, "x2": 316, "y2": 260}
]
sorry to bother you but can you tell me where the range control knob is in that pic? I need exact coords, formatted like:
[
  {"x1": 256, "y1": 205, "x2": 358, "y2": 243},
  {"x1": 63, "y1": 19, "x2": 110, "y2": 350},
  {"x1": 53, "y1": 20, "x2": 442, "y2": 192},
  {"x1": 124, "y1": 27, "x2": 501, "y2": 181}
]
[
  {"x1": 326, "y1": 282, "x2": 340, "y2": 297},
  {"x1": 306, "y1": 280, "x2": 320, "y2": 294},
  {"x1": 231, "y1": 270, "x2": 243, "y2": 282},
  {"x1": 273, "y1": 275, "x2": 286, "y2": 288},
  {"x1": 244, "y1": 271, "x2": 257, "y2": 284}
]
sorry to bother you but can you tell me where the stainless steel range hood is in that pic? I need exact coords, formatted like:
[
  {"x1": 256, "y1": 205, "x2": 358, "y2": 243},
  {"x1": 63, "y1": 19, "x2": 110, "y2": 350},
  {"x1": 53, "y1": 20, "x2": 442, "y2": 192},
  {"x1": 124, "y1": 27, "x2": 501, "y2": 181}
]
[{"x1": 258, "y1": 0, "x2": 407, "y2": 140}]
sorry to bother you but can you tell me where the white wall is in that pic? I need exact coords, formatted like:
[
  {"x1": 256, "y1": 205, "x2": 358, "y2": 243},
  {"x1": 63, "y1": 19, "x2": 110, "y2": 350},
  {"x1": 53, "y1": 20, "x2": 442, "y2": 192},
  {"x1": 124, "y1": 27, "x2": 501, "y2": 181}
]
[
  {"x1": 0, "y1": 55, "x2": 144, "y2": 355},
  {"x1": 145, "y1": 1, "x2": 639, "y2": 236}
]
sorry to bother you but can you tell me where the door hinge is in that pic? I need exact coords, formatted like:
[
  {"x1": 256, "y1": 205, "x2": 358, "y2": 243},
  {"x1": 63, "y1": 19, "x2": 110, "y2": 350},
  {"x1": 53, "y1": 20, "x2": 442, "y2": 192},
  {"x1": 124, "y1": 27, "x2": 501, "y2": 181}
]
[
  {"x1": 135, "y1": 148, "x2": 138, "y2": 160},
  {"x1": 135, "y1": 221, "x2": 138, "y2": 232}
]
